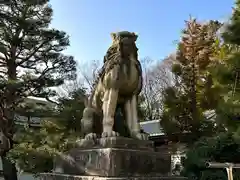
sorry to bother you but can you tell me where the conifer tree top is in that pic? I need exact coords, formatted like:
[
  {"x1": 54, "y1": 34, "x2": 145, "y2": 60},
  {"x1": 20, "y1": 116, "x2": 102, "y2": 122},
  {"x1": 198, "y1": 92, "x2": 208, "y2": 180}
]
[
  {"x1": 222, "y1": 0, "x2": 240, "y2": 45},
  {"x1": 0, "y1": 0, "x2": 77, "y2": 102}
]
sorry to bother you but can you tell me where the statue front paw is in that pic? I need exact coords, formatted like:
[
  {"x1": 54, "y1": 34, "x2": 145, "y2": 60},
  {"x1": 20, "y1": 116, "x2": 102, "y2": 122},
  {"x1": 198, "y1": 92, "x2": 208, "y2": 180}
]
[
  {"x1": 85, "y1": 133, "x2": 97, "y2": 140},
  {"x1": 101, "y1": 131, "x2": 120, "y2": 138},
  {"x1": 131, "y1": 131, "x2": 149, "y2": 140}
]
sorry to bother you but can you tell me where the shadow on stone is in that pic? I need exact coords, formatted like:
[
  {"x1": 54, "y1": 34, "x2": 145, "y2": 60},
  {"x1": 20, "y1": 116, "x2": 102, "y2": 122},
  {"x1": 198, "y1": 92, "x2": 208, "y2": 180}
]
[{"x1": 40, "y1": 137, "x2": 186, "y2": 180}]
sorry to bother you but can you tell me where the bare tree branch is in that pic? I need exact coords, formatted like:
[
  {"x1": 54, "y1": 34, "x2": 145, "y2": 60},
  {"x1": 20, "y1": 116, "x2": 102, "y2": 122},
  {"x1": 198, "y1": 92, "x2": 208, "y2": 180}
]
[
  {"x1": 139, "y1": 55, "x2": 175, "y2": 119},
  {"x1": 78, "y1": 60, "x2": 101, "y2": 91}
]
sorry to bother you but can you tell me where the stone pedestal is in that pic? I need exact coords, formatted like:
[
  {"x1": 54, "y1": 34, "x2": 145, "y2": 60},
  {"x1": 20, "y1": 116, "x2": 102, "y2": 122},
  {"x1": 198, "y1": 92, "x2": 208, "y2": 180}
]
[
  {"x1": 40, "y1": 137, "x2": 186, "y2": 180},
  {"x1": 40, "y1": 173, "x2": 186, "y2": 180}
]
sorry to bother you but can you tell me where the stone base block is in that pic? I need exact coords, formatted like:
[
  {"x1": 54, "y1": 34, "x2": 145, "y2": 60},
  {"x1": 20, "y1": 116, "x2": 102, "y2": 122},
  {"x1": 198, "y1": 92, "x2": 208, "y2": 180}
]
[
  {"x1": 75, "y1": 136, "x2": 154, "y2": 151},
  {"x1": 54, "y1": 137, "x2": 171, "y2": 177},
  {"x1": 40, "y1": 173, "x2": 187, "y2": 180}
]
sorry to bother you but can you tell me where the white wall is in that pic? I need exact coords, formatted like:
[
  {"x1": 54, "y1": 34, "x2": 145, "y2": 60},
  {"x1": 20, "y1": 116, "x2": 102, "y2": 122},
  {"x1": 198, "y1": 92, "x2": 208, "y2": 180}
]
[{"x1": 19, "y1": 173, "x2": 38, "y2": 180}]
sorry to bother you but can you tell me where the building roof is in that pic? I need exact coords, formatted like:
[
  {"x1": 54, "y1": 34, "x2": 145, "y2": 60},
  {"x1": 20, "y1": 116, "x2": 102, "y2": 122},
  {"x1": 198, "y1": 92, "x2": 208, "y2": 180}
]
[
  {"x1": 140, "y1": 120, "x2": 164, "y2": 136},
  {"x1": 140, "y1": 109, "x2": 216, "y2": 137},
  {"x1": 14, "y1": 97, "x2": 55, "y2": 127}
]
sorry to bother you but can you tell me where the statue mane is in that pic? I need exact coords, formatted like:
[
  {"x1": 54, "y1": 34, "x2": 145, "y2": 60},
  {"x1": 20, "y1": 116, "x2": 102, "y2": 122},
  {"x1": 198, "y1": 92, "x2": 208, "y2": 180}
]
[{"x1": 88, "y1": 31, "x2": 139, "y2": 104}]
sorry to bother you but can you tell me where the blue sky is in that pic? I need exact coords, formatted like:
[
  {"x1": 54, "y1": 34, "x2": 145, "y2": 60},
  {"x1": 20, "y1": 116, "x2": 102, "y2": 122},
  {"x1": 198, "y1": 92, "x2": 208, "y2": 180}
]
[{"x1": 50, "y1": 0, "x2": 234, "y2": 66}]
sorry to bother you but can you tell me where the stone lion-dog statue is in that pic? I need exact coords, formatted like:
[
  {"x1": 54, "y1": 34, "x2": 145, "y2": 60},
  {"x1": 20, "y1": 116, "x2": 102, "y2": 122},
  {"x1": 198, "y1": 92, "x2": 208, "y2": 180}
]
[{"x1": 81, "y1": 31, "x2": 149, "y2": 140}]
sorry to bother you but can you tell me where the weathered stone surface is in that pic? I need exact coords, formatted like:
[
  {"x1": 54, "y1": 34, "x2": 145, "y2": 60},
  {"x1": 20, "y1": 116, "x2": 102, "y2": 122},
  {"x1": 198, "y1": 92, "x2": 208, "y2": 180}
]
[
  {"x1": 40, "y1": 173, "x2": 187, "y2": 180},
  {"x1": 81, "y1": 31, "x2": 148, "y2": 141},
  {"x1": 65, "y1": 148, "x2": 169, "y2": 176},
  {"x1": 54, "y1": 137, "x2": 170, "y2": 177},
  {"x1": 75, "y1": 137, "x2": 154, "y2": 151}
]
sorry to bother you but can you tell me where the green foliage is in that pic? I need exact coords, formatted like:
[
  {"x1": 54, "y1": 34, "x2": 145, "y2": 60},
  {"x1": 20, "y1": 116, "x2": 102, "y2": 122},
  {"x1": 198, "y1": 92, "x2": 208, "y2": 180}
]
[
  {"x1": 9, "y1": 119, "x2": 78, "y2": 173},
  {"x1": 182, "y1": 132, "x2": 240, "y2": 180},
  {"x1": 7, "y1": 87, "x2": 86, "y2": 174},
  {"x1": 222, "y1": 0, "x2": 240, "y2": 45},
  {"x1": 0, "y1": 0, "x2": 76, "y2": 177},
  {"x1": 215, "y1": 95, "x2": 240, "y2": 132},
  {"x1": 57, "y1": 88, "x2": 87, "y2": 132},
  {"x1": 0, "y1": 0, "x2": 77, "y2": 135},
  {"x1": 210, "y1": 0, "x2": 240, "y2": 132}
]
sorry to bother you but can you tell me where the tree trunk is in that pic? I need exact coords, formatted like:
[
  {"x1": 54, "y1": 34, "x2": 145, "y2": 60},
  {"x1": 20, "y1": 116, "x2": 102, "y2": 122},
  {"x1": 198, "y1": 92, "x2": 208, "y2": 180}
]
[
  {"x1": 0, "y1": 109, "x2": 18, "y2": 180},
  {"x1": 2, "y1": 52, "x2": 18, "y2": 180},
  {"x1": 1, "y1": 151, "x2": 18, "y2": 180}
]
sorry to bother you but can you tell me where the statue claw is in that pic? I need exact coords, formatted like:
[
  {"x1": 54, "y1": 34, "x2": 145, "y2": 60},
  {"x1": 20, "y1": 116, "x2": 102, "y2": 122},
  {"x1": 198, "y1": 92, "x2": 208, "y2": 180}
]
[
  {"x1": 85, "y1": 133, "x2": 97, "y2": 140},
  {"x1": 101, "y1": 131, "x2": 120, "y2": 138}
]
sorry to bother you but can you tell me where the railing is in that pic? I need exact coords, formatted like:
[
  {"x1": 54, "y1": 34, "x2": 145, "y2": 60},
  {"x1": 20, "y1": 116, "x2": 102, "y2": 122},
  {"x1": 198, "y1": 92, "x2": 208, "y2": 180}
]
[{"x1": 206, "y1": 162, "x2": 240, "y2": 180}]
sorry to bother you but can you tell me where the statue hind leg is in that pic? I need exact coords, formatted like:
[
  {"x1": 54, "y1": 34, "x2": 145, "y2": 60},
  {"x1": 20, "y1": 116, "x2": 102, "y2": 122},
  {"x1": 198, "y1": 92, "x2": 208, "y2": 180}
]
[
  {"x1": 102, "y1": 89, "x2": 120, "y2": 137},
  {"x1": 81, "y1": 107, "x2": 98, "y2": 140},
  {"x1": 124, "y1": 100, "x2": 133, "y2": 136}
]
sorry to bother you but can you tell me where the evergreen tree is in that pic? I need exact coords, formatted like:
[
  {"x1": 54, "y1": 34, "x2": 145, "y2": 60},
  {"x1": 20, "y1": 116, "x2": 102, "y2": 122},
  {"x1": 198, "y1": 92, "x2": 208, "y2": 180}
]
[
  {"x1": 0, "y1": 0, "x2": 76, "y2": 179},
  {"x1": 56, "y1": 87, "x2": 87, "y2": 132},
  {"x1": 160, "y1": 18, "x2": 223, "y2": 141},
  {"x1": 213, "y1": 0, "x2": 240, "y2": 132},
  {"x1": 8, "y1": 87, "x2": 86, "y2": 174},
  {"x1": 182, "y1": 132, "x2": 240, "y2": 180}
]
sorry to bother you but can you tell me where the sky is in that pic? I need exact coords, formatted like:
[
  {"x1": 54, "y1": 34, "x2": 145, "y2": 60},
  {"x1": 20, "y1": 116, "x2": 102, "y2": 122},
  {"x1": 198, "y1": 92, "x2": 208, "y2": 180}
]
[{"x1": 49, "y1": 0, "x2": 235, "y2": 67}]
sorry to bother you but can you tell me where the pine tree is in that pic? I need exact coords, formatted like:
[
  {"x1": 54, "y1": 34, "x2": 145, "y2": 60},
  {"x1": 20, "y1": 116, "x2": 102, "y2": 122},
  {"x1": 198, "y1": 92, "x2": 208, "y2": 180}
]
[
  {"x1": 56, "y1": 87, "x2": 87, "y2": 132},
  {"x1": 8, "y1": 87, "x2": 86, "y2": 174},
  {"x1": 182, "y1": 132, "x2": 240, "y2": 180},
  {"x1": 213, "y1": 0, "x2": 240, "y2": 132},
  {"x1": 160, "y1": 18, "x2": 222, "y2": 141},
  {"x1": 222, "y1": 0, "x2": 240, "y2": 46},
  {"x1": 0, "y1": 0, "x2": 76, "y2": 179}
]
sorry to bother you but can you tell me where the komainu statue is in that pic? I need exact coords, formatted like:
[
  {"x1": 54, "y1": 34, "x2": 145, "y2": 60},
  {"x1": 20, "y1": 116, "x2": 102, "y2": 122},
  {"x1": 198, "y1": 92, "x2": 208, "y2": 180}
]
[{"x1": 81, "y1": 31, "x2": 148, "y2": 140}]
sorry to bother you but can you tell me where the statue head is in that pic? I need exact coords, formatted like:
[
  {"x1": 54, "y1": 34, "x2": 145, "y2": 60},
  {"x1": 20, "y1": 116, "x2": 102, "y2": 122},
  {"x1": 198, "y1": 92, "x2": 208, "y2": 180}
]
[
  {"x1": 111, "y1": 31, "x2": 138, "y2": 42},
  {"x1": 110, "y1": 31, "x2": 138, "y2": 58},
  {"x1": 103, "y1": 31, "x2": 138, "y2": 63}
]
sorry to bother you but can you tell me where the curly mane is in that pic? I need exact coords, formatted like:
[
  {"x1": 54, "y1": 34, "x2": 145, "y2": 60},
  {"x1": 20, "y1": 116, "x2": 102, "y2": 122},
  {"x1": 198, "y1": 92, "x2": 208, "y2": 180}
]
[
  {"x1": 88, "y1": 31, "x2": 141, "y2": 104},
  {"x1": 88, "y1": 43, "x2": 121, "y2": 104}
]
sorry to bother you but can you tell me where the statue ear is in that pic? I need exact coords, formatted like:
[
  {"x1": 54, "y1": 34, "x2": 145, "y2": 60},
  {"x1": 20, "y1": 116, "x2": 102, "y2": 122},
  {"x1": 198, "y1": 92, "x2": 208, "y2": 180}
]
[
  {"x1": 133, "y1": 33, "x2": 138, "y2": 41},
  {"x1": 111, "y1": 33, "x2": 117, "y2": 41}
]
